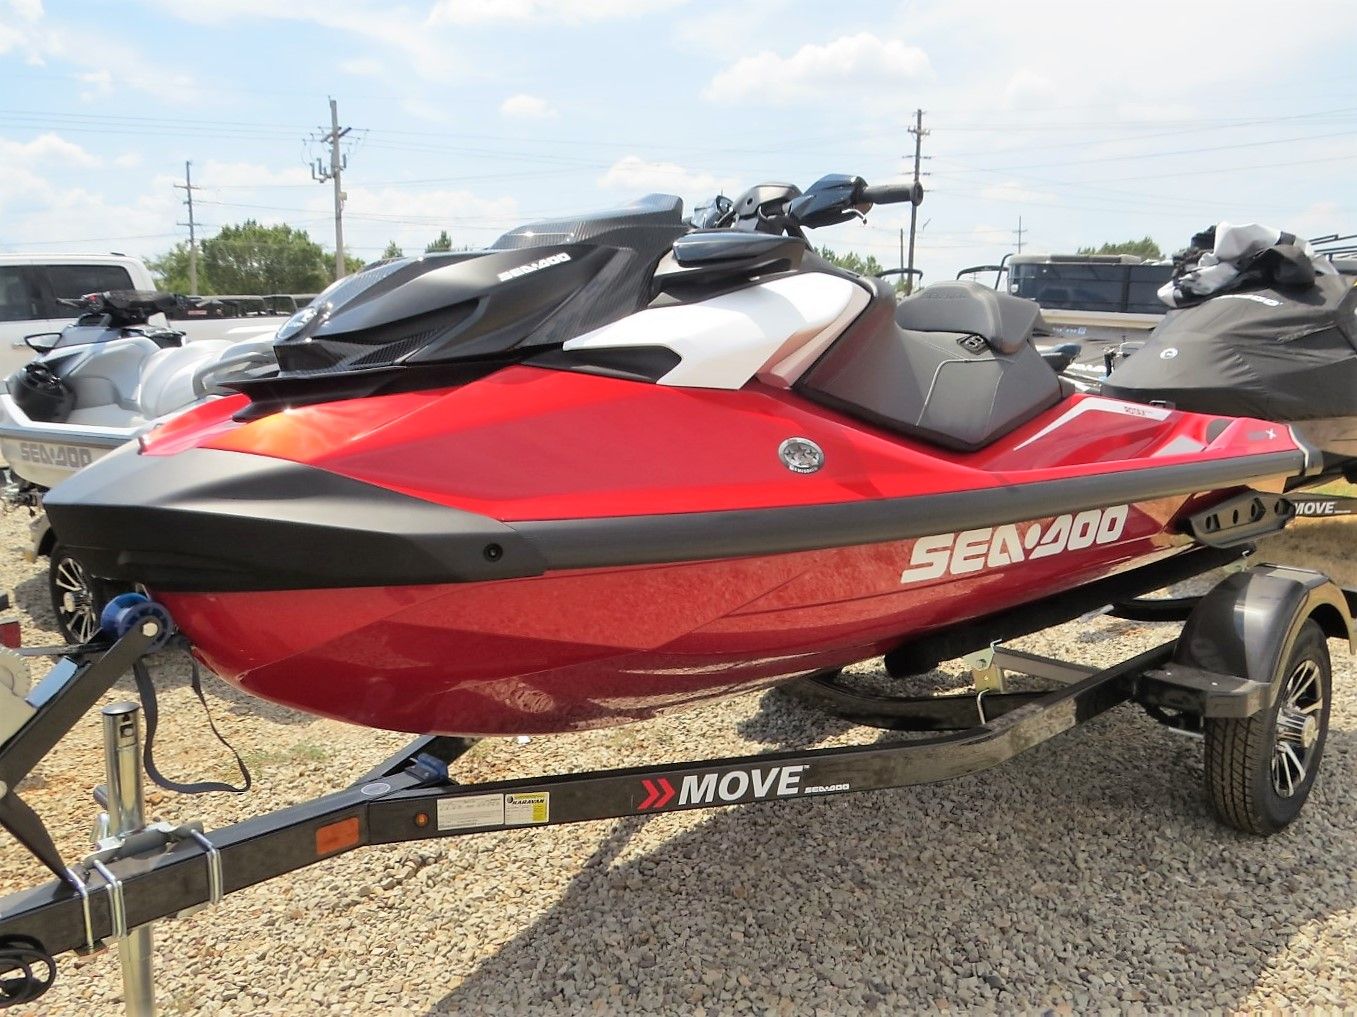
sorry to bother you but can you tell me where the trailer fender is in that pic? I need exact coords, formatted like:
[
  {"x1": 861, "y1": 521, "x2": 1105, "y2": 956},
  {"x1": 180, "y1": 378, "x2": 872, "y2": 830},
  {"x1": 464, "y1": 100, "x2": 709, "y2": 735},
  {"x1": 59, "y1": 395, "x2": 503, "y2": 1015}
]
[{"x1": 1172, "y1": 565, "x2": 1355, "y2": 711}]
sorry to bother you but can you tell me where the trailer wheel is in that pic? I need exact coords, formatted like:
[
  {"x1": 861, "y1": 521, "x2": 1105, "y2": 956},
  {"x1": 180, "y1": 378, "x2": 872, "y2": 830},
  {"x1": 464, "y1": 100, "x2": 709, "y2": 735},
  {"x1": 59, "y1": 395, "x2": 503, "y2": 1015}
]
[
  {"x1": 1204, "y1": 619, "x2": 1331, "y2": 835},
  {"x1": 47, "y1": 544, "x2": 113, "y2": 645}
]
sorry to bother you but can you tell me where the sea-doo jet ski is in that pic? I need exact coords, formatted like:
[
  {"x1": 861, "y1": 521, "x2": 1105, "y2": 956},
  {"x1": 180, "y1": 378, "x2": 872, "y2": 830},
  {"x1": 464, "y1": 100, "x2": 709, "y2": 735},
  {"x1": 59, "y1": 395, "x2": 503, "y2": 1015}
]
[
  {"x1": 0, "y1": 290, "x2": 276, "y2": 490},
  {"x1": 0, "y1": 290, "x2": 277, "y2": 640},
  {"x1": 43, "y1": 177, "x2": 1341, "y2": 737}
]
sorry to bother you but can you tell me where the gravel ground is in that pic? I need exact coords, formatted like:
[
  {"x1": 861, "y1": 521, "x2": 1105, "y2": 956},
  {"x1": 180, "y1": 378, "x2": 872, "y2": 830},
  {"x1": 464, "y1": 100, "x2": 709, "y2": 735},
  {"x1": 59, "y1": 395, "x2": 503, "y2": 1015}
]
[{"x1": 1, "y1": 509, "x2": 1355, "y2": 1014}]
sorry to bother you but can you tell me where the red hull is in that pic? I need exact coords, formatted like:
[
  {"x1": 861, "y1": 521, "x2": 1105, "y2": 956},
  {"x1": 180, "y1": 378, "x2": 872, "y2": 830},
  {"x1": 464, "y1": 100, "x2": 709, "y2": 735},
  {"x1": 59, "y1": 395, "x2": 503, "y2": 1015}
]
[
  {"x1": 136, "y1": 370, "x2": 1303, "y2": 735},
  {"x1": 164, "y1": 504, "x2": 1187, "y2": 735}
]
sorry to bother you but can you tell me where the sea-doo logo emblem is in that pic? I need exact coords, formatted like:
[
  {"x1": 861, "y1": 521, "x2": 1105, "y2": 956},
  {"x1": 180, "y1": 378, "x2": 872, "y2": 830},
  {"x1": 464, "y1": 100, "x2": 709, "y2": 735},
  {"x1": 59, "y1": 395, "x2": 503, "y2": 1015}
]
[
  {"x1": 900, "y1": 505, "x2": 1130, "y2": 584},
  {"x1": 15, "y1": 441, "x2": 93, "y2": 471},
  {"x1": 779, "y1": 437, "x2": 823, "y2": 474},
  {"x1": 497, "y1": 252, "x2": 572, "y2": 282},
  {"x1": 1160, "y1": 347, "x2": 1179, "y2": 359}
]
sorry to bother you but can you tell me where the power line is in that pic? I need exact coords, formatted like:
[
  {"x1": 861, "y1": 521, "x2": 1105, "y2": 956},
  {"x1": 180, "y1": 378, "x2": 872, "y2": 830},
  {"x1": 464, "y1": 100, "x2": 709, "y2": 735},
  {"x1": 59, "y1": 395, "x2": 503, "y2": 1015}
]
[{"x1": 937, "y1": 128, "x2": 1357, "y2": 175}]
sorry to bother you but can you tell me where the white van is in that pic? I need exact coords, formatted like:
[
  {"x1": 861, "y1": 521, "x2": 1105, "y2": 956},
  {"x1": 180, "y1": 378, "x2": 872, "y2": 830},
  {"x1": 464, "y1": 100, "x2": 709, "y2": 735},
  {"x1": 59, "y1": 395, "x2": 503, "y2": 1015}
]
[{"x1": 0, "y1": 254, "x2": 159, "y2": 379}]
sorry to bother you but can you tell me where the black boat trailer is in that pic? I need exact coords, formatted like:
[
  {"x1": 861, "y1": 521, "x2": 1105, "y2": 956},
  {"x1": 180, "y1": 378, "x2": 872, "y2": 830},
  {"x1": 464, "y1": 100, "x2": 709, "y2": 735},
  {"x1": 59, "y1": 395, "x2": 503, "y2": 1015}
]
[{"x1": 0, "y1": 549, "x2": 1353, "y2": 1013}]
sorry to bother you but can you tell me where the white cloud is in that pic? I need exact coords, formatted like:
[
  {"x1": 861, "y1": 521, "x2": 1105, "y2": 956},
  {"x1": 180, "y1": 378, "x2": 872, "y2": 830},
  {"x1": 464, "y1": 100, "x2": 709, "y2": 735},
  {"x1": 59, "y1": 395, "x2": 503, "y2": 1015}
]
[
  {"x1": 979, "y1": 181, "x2": 1053, "y2": 205},
  {"x1": 969, "y1": 224, "x2": 1013, "y2": 247},
  {"x1": 145, "y1": 0, "x2": 461, "y2": 83},
  {"x1": 1002, "y1": 69, "x2": 1058, "y2": 111},
  {"x1": 598, "y1": 155, "x2": 735, "y2": 198},
  {"x1": 0, "y1": 132, "x2": 99, "y2": 169},
  {"x1": 499, "y1": 94, "x2": 557, "y2": 120},
  {"x1": 704, "y1": 33, "x2": 931, "y2": 104},
  {"x1": 191, "y1": 161, "x2": 313, "y2": 189},
  {"x1": 340, "y1": 56, "x2": 384, "y2": 76},
  {"x1": 73, "y1": 54, "x2": 199, "y2": 104},
  {"x1": 0, "y1": 0, "x2": 63, "y2": 64},
  {"x1": 337, "y1": 185, "x2": 522, "y2": 255},
  {"x1": 76, "y1": 68, "x2": 113, "y2": 100},
  {"x1": 113, "y1": 152, "x2": 144, "y2": 170},
  {"x1": 429, "y1": 0, "x2": 684, "y2": 25},
  {"x1": 0, "y1": 154, "x2": 180, "y2": 255}
]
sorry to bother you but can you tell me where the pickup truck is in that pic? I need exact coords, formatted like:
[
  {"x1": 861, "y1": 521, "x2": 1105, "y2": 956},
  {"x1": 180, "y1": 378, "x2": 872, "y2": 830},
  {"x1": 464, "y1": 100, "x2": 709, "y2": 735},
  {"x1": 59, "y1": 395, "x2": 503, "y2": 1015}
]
[{"x1": 0, "y1": 253, "x2": 289, "y2": 379}]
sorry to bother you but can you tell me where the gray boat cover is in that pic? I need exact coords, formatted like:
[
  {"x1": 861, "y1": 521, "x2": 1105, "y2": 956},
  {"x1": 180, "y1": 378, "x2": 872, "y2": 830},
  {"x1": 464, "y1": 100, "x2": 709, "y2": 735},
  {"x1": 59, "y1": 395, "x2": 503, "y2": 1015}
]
[{"x1": 1103, "y1": 273, "x2": 1357, "y2": 420}]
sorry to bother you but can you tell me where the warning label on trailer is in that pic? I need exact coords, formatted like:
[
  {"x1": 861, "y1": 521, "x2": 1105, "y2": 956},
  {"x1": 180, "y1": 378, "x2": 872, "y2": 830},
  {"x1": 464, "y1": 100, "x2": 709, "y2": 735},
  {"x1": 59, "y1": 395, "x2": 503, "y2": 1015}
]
[
  {"x1": 437, "y1": 794, "x2": 505, "y2": 831},
  {"x1": 505, "y1": 792, "x2": 550, "y2": 825}
]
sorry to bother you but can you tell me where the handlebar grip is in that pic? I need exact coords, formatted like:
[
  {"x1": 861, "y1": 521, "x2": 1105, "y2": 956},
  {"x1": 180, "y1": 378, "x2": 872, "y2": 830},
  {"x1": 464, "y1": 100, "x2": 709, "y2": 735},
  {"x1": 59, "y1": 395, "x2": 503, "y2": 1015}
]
[{"x1": 860, "y1": 181, "x2": 924, "y2": 206}]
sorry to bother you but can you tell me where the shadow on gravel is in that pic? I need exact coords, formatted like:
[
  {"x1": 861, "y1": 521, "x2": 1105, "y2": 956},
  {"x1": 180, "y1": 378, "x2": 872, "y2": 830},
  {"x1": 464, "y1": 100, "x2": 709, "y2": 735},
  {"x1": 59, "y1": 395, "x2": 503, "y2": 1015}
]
[{"x1": 426, "y1": 693, "x2": 1357, "y2": 1012}]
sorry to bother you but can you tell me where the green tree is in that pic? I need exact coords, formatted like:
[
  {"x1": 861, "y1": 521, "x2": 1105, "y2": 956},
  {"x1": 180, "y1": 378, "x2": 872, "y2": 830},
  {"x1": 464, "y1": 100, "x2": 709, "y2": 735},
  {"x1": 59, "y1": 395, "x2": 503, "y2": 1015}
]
[
  {"x1": 199, "y1": 220, "x2": 330, "y2": 294},
  {"x1": 817, "y1": 246, "x2": 912, "y2": 292},
  {"x1": 381, "y1": 240, "x2": 404, "y2": 259},
  {"x1": 146, "y1": 242, "x2": 211, "y2": 294},
  {"x1": 326, "y1": 251, "x2": 366, "y2": 278},
  {"x1": 425, "y1": 230, "x2": 453, "y2": 253},
  {"x1": 1075, "y1": 237, "x2": 1163, "y2": 260}
]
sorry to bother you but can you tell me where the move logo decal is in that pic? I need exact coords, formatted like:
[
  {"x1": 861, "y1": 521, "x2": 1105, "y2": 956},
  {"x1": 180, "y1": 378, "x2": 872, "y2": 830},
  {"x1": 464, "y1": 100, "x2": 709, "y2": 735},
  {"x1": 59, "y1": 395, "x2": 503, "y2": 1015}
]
[
  {"x1": 900, "y1": 505, "x2": 1130, "y2": 584},
  {"x1": 1291, "y1": 496, "x2": 1357, "y2": 518},
  {"x1": 637, "y1": 765, "x2": 814, "y2": 811},
  {"x1": 638, "y1": 778, "x2": 675, "y2": 809},
  {"x1": 497, "y1": 251, "x2": 571, "y2": 282}
]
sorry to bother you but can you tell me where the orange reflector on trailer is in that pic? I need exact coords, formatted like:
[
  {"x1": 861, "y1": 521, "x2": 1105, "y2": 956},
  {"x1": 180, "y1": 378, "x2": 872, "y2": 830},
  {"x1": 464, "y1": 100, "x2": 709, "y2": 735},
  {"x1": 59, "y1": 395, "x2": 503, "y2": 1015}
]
[{"x1": 315, "y1": 816, "x2": 360, "y2": 856}]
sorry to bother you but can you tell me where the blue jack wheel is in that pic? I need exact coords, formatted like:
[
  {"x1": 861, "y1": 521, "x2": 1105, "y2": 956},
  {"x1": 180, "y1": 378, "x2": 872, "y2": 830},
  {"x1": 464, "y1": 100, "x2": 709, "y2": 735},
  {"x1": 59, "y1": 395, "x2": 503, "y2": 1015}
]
[{"x1": 99, "y1": 593, "x2": 174, "y2": 651}]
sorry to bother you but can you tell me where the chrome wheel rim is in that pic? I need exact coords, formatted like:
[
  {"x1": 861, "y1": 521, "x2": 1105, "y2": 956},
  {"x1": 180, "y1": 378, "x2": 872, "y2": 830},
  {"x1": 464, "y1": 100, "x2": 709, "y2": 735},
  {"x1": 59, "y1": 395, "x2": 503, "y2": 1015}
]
[
  {"x1": 53, "y1": 556, "x2": 98, "y2": 644},
  {"x1": 1272, "y1": 658, "x2": 1324, "y2": 798}
]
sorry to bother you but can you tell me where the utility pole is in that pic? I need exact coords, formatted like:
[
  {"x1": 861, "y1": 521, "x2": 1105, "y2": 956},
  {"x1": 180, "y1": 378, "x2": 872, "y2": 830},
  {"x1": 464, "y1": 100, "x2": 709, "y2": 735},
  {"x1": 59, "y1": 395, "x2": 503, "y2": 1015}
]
[
  {"x1": 310, "y1": 98, "x2": 352, "y2": 281},
  {"x1": 1014, "y1": 215, "x2": 1027, "y2": 254},
  {"x1": 906, "y1": 108, "x2": 929, "y2": 287},
  {"x1": 174, "y1": 161, "x2": 200, "y2": 294}
]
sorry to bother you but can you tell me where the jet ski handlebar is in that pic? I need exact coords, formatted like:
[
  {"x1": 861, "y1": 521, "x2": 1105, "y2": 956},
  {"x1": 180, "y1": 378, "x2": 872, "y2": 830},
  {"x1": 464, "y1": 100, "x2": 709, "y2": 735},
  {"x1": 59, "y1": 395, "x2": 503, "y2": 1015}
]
[
  {"x1": 705, "y1": 174, "x2": 925, "y2": 238},
  {"x1": 859, "y1": 180, "x2": 925, "y2": 206}
]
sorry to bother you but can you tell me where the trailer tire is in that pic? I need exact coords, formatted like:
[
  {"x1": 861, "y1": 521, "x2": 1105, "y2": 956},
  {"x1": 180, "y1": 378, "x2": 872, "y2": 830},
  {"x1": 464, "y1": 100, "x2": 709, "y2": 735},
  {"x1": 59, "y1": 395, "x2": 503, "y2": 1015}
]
[
  {"x1": 1204, "y1": 619, "x2": 1331, "y2": 835},
  {"x1": 47, "y1": 544, "x2": 116, "y2": 645}
]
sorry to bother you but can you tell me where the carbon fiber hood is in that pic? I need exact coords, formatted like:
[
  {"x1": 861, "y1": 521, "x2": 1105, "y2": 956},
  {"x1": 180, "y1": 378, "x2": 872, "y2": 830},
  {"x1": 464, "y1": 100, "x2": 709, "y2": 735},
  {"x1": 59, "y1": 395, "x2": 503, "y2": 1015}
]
[{"x1": 271, "y1": 194, "x2": 687, "y2": 377}]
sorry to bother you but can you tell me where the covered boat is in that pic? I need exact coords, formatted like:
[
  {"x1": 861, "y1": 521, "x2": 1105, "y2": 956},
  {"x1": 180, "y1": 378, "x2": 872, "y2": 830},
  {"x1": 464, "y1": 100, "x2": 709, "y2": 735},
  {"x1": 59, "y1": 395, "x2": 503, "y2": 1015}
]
[{"x1": 1102, "y1": 220, "x2": 1357, "y2": 463}]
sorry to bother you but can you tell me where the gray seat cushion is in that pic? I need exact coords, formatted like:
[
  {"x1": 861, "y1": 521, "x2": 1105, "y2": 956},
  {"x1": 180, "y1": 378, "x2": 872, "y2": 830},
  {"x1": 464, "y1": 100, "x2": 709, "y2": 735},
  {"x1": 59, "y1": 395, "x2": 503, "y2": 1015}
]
[
  {"x1": 894, "y1": 280, "x2": 1042, "y2": 354},
  {"x1": 799, "y1": 283, "x2": 1062, "y2": 451}
]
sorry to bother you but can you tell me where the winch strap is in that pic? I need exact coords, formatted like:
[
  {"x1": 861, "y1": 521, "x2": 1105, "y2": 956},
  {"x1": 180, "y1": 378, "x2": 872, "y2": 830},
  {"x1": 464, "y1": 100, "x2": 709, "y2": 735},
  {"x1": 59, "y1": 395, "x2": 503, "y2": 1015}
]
[{"x1": 131, "y1": 658, "x2": 252, "y2": 796}]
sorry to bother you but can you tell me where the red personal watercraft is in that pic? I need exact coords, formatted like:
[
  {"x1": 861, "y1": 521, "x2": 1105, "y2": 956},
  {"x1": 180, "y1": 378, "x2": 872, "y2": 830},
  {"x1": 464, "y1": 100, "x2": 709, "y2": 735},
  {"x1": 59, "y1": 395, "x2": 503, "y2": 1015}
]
[{"x1": 43, "y1": 175, "x2": 1341, "y2": 736}]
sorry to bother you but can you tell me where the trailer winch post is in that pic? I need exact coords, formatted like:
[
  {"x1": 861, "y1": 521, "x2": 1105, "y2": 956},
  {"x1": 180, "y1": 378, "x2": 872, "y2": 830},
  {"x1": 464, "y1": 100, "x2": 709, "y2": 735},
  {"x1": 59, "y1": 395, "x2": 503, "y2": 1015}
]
[{"x1": 99, "y1": 701, "x2": 154, "y2": 1017}]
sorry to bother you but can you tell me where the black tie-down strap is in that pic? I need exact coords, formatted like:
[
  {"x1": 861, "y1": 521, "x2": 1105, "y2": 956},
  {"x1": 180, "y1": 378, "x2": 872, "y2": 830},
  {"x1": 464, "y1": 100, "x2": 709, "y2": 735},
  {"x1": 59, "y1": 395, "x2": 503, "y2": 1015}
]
[{"x1": 131, "y1": 657, "x2": 251, "y2": 796}]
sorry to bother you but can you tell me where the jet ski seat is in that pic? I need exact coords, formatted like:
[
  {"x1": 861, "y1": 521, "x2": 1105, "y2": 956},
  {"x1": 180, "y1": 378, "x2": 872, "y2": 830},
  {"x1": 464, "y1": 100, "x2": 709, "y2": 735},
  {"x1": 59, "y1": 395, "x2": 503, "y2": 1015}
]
[
  {"x1": 892, "y1": 281, "x2": 1043, "y2": 354},
  {"x1": 59, "y1": 335, "x2": 162, "y2": 415},
  {"x1": 136, "y1": 340, "x2": 235, "y2": 420},
  {"x1": 797, "y1": 281, "x2": 1063, "y2": 452}
]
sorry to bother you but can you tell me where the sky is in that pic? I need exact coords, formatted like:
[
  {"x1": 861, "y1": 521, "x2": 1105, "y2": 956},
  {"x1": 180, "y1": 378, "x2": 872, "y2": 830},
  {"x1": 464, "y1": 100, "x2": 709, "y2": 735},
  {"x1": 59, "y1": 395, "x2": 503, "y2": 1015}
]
[{"x1": 1, "y1": 0, "x2": 1356, "y2": 284}]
